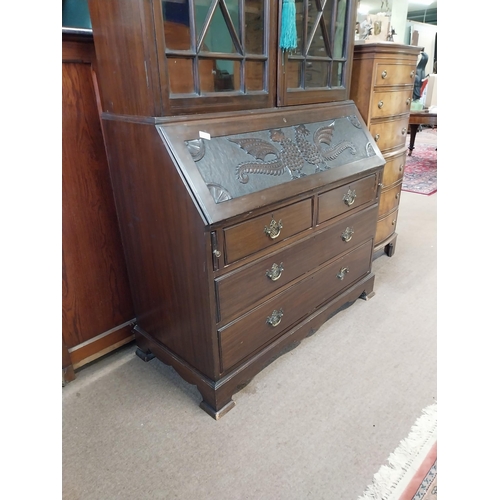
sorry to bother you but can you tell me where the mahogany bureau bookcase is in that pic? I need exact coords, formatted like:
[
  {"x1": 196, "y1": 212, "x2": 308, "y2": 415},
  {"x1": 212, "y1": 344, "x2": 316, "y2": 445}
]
[
  {"x1": 87, "y1": 0, "x2": 385, "y2": 419},
  {"x1": 350, "y1": 42, "x2": 422, "y2": 257}
]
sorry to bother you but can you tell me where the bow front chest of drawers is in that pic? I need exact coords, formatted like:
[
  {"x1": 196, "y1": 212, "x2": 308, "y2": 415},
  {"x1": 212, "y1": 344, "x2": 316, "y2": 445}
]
[
  {"x1": 87, "y1": 0, "x2": 385, "y2": 418},
  {"x1": 350, "y1": 42, "x2": 422, "y2": 256}
]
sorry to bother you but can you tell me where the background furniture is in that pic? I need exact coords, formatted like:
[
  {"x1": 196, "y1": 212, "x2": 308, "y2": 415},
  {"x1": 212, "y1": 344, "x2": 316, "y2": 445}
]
[
  {"x1": 86, "y1": 0, "x2": 385, "y2": 418},
  {"x1": 62, "y1": 29, "x2": 136, "y2": 383},
  {"x1": 408, "y1": 111, "x2": 437, "y2": 155},
  {"x1": 350, "y1": 42, "x2": 422, "y2": 257}
]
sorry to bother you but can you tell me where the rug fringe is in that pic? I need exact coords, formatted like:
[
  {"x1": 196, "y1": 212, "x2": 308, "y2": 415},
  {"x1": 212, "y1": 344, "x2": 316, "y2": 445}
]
[{"x1": 357, "y1": 403, "x2": 437, "y2": 500}]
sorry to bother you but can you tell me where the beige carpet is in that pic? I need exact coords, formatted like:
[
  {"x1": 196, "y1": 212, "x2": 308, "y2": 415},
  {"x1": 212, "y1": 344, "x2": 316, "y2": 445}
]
[{"x1": 63, "y1": 186, "x2": 437, "y2": 499}]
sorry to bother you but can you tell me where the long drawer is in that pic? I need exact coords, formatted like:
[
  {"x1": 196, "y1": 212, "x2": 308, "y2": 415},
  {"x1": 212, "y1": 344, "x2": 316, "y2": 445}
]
[
  {"x1": 373, "y1": 62, "x2": 416, "y2": 87},
  {"x1": 317, "y1": 174, "x2": 378, "y2": 224},
  {"x1": 370, "y1": 115, "x2": 409, "y2": 153},
  {"x1": 370, "y1": 88, "x2": 413, "y2": 119},
  {"x1": 218, "y1": 240, "x2": 373, "y2": 372},
  {"x1": 216, "y1": 204, "x2": 378, "y2": 324},
  {"x1": 223, "y1": 199, "x2": 313, "y2": 264}
]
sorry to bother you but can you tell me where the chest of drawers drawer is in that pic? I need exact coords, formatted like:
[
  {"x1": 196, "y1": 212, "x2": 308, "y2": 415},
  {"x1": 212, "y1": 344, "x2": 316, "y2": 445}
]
[
  {"x1": 375, "y1": 209, "x2": 399, "y2": 244},
  {"x1": 374, "y1": 62, "x2": 416, "y2": 87},
  {"x1": 317, "y1": 174, "x2": 378, "y2": 224},
  {"x1": 223, "y1": 198, "x2": 313, "y2": 264},
  {"x1": 381, "y1": 149, "x2": 406, "y2": 188},
  {"x1": 218, "y1": 239, "x2": 373, "y2": 372},
  {"x1": 378, "y1": 182, "x2": 402, "y2": 216},
  {"x1": 216, "y1": 204, "x2": 378, "y2": 324},
  {"x1": 370, "y1": 115, "x2": 409, "y2": 153},
  {"x1": 370, "y1": 89, "x2": 413, "y2": 119}
]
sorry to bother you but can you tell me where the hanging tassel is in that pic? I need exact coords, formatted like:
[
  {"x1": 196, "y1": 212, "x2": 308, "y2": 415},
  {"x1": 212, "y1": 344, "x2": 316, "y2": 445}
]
[{"x1": 280, "y1": 0, "x2": 297, "y2": 51}]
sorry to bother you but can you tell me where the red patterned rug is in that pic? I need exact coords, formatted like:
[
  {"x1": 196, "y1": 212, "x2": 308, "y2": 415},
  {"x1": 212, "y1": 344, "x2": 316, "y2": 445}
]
[{"x1": 402, "y1": 144, "x2": 437, "y2": 196}]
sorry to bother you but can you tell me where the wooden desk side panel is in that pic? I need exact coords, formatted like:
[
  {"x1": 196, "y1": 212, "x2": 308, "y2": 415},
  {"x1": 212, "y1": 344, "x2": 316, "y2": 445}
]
[
  {"x1": 101, "y1": 119, "x2": 218, "y2": 378},
  {"x1": 62, "y1": 45, "x2": 135, "y2": 356}
]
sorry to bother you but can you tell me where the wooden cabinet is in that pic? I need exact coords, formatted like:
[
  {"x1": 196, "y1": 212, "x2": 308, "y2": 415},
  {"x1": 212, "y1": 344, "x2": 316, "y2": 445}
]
[
  {"x1": 62, "y1": 30, "x2": 136, "y2": 382},
  {"x1": 87, "y1": 0, "x2": 385, "y2": 418},
  {"x1": 350, "y1": 42, "x2": 422, "y2": 256}
]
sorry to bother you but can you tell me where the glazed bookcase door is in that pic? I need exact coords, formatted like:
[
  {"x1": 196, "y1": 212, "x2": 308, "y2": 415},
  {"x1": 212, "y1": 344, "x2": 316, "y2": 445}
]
[
  {"x1": 277, "y1": 0, "x2": 355, "y2": 107},
  {"x1": 156, "y1": 0, "x2": 277, "y2": 115}
]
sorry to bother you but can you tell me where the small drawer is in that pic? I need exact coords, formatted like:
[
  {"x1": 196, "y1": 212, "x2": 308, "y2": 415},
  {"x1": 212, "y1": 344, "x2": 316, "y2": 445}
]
[
  {"x1": 370, "y1": 115, "x2": 409, "y2": 153},
  {"x1": 216, "y1": 205, "x2": 378, "y2": 323},
  {"x1": 374, "y1": 63, "x2": 416, "y2": 86},
  {"x1": 375, "y1": 209, "x2": 399, "y2": 246},
  {"x1": 370, "y1": 89, "x2": 413, "y2": 119},
  {"x1": 219, "y1": 240, "x2": 373, "y2": 372},
  {"x1": 317, "y1": 174, "x2": 378, "y2": 224},
  {"x1": 378, "y1": 183, "x2": 402, "y2": 217},
  {"x1": 381, "y1": 150, "x2": 406, "y2": 187},
  {"x1": 223, "y1": 199, "x2": 312, "y2": 264}
]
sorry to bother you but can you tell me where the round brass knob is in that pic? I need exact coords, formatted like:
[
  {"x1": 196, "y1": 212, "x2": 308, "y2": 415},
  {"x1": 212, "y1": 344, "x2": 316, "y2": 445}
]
[
  {"x1": 378, "y1": 101, "x2": 384, "y2": 109},
  {"x1": 406, "y1": 98, "x2": 411, "y2": 106},
  {"x1": 374, "y1": 134, "x2": 380, "y2": 142},
  {"x1": 213, "y1": 249, "x2": 221, "y2": 258},
  {"x1": 410, "y1": 70, "x2": 415, "y2": 78},
  {"x1": 401, "y1": 127, "x2": 407, "y2": 135},
  {"x1": 381, "y1": 70, "x2": 388, "y2": 79}
]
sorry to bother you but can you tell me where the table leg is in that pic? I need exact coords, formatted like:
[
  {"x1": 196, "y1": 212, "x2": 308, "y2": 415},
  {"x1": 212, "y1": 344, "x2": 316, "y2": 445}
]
[{"x1": 408, "y1": 124, "x2": 419, "y2": 156}]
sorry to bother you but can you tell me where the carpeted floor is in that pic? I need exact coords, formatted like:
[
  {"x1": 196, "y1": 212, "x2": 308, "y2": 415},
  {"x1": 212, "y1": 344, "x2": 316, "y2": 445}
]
[
  {"x1": 402, "y1": 128, "x2": 437, "y2": 196},
  {"x1": 62, "y1": 189, "x2": 437, "y2": 500}
]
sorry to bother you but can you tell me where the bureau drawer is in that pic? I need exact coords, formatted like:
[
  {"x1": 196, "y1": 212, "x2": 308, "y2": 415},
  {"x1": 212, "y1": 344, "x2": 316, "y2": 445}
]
[
  {"x1": 378, "y1": 183, "x2": 402, "y2": 216},
  {"x1": 370, "y1": 115, "x2": 409, "y2": 153},
  {"x1": 219, "y1": 240, "x2": 373, "y2": 372},
  {"x1": 382, "y1": 150, "x2": 406, "y2": 187},
  {"x1": 223, "y1": 199, "x2": 312, "y2": 264},
  {"x1": 375, "y1": 209, "x2": 399, "y2": 246},
  {"x1": 374, "y1": 63, "x2": 416, "y2": 87},
  {"x1": 317, "y1": 174, "x2": 378, "y2": 224},
  {"x1": 216, "y1": 205, "x2": 378, "y2": 323},
  {"x1": 370, "y1": 89, "x2": 413, "y2": 119}
]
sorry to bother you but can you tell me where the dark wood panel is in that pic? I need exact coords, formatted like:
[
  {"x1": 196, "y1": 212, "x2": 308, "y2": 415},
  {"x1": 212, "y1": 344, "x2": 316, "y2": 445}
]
[
  {"x1": 62, "y1": 52, "x2": 135, "y2": 350},
  {"x1": 101, "y1": 118, "x2": 219, "y2": 379}
]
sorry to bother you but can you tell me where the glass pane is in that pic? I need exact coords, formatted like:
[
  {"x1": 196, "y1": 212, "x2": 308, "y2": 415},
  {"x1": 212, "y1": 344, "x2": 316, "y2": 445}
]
[
  {"x1": 245, "y1": 0, "x2": 264, "y2": 54},
  {"x1": 200, "y1": 60, "x2": 241, "y2": 92},
  {"x1": 333, "y1": 0, "x2": 348, "y2": 59},
  {"x1": 304, "y1": 60, "x2": 328, "y2": 87},
  {"x1": 200, "y1": 2, "x2": 238, "y2": 53},
  {"x1": 162, "y1": 0, "x2": 192, "y2": 51},
  {"x1": 309, "y1": 26, "x2": 328, "y2": 57},
  {"x1": 245, "y1": 61, "x2": 264, "y2": 91},
  {"x1": 331, "y1": 61, "x2": 343, "y2": 87},
  {"x1": 224, "y1": 0, "x2": 240, "y2": 35},
  {"x1": 286, "y1": 60, "x2": 302, "y2": 89},
  {"x1": 168, "y1": 58, "x2": 195, "y2": 94},
  {"x1": 321, "y1": 0, "x2": 334, "y2": 49}
]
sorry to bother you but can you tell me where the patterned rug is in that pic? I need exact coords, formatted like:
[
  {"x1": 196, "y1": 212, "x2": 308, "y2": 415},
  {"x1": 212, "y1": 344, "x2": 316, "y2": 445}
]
[
  {"x1": 358, "y1": 403, "x2": 437, "y2": 500},
  {"x1": 402, "y1": 144, "x2": 437, "y2": 196}
]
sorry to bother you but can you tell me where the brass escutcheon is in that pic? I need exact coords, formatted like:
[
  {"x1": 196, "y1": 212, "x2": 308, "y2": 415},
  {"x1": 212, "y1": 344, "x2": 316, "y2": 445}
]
[
  {"x1": 342, "y1": 189, "x2": 356, "y2": 207},
  {"x1": 337, "y1": 266, "x2": 349, "y2": 280},
  {"x1": 266, "y1": 262, "x2": 284, "y2": 281},
  {"x1": 266, "y1": 308, "x2": 284, "y2": 327},
  {"x1": 264, "y1": 218, "x2": 283, "y2": 239},
  {"x1": 341, "y1": 227, "x2": 354, "y2": 242}
]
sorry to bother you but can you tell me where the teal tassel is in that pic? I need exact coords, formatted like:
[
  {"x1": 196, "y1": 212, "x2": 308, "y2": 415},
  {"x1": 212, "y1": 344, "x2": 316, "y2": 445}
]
[{"x1": 280, "y1": 0, "x2": 297, "y2": 51}]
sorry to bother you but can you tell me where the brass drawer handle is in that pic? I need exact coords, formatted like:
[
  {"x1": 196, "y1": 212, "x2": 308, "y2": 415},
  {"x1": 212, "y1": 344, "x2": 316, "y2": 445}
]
[
  {"x1": 395, "y1": 192, "x2": 399, "y2": 200},
  {"x1": 378, "y1": 100, "x2": 384, "y2": 109},
  {"x1": 266, "y1": 308, "x2": 284, "y2": 327},
  {"x1": 374, "y1": 134, "x2": 380, "y2": 142},
  {"x1": 399, "y1": 164, "x2": 404, "y2": 172},
  {"x1": 410, "y1": 70, "x2": 415, "y2": 78},
  {"x1": 264, "y1": 218, "x2": 283, "y2": 239},
  {"x1": 213, "y1": 249, "x2": 221, "y2": 258},
  {"x1": 337, "y1": 266, "x2": 349, "y2": 281},
  {"x1": 392, "y1": 219, "x2": 396, "y2": 225},
  {"x1": 266, "y1": 262, "x2": 284, "y2": 281},
  {"x1": 341, "y1": 227, "x2": 354, "y2": 242},
  {"x1": 401, "y1": 127, "x2": 407, "y2": 135},
  {"x1": 342, "y1": 188, "x2": 356, "y2": 207},
  {"x1": 406, "y1": 98, "x2": 411, "y2": 106},
  {"x1": 381, "y1": 70, "x2": 387, "y2": 79}
]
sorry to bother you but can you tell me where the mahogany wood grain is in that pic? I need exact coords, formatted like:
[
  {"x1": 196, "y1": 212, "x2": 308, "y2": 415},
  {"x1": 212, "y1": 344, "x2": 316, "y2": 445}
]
[
  {"x1": 62, "y1": 37, "x2": 135, "y2": 359},
  {"x1": 381, "y1": 148, "x2": 406, "y2": 188}
]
